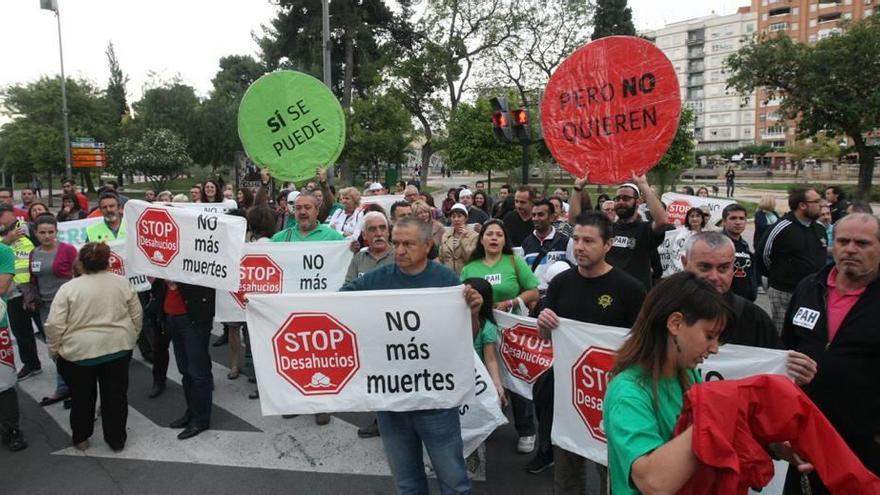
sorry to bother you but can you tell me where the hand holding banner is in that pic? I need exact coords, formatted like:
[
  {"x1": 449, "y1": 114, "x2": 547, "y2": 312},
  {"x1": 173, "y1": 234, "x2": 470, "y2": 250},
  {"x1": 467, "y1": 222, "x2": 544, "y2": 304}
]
[
  {"x1": 246, "y1": 286, "x2": 476, "y2": 415},
  {"x1": 123, "y1": 200, "x2": 246, "y2": 291}
]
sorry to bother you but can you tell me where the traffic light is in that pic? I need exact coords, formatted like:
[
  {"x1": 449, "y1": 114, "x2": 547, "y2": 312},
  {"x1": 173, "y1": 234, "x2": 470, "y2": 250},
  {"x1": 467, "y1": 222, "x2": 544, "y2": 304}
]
[
  {"x1": 490, "y1": 97, "x2": 514, "y2": 142},
  {"x1": 510, "y1": 108, "x2": 530, "y2": 141}
]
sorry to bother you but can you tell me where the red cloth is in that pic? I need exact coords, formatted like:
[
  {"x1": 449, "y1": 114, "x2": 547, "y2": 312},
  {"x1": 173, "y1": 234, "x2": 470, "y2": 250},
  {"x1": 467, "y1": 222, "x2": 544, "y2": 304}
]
[
  {"x1": 673, "y1": 374, "x2": 880, "y2": 494},
  {"x1": 163, "y1": 283, "x2": 187, "y2": 316}
]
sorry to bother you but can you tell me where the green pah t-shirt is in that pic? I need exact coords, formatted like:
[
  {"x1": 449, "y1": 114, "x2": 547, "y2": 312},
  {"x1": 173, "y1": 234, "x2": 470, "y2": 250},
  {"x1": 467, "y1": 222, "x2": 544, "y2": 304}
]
[
  {"x1": 473, "y1": 319, "x2": 498, "y2": 361},
  {"x1": 604, "y1": 366, "x2": 701, "y2": 495},
  {"x1": 460, "y1": 254, "x2": 538, "y2": 303}
]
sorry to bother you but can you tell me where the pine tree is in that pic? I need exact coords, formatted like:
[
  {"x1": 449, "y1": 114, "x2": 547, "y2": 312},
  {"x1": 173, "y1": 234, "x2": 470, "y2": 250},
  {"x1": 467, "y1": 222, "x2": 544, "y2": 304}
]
[
  {"x1": 105, "y1": 42, "x2": 129, "y2": 121},
  {"x1": 591, "y1": 0, "x2": 636, "y2": 40}
]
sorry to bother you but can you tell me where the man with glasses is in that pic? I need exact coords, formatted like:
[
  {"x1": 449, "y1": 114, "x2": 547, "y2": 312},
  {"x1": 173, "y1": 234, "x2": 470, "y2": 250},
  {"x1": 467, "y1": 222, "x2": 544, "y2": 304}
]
[{"x1": 756, "y1": 188, "x2": 827, "y2": 334}]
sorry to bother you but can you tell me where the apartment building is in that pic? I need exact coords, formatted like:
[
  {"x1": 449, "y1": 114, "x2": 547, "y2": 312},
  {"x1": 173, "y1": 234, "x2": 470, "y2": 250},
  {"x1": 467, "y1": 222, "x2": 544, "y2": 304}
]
[
  {"x1": 753, "y1": 0, "x2": 879, "y2": 152},
  {"x1": 644, "y1": 8, "x2": 759, "y2": 151}
]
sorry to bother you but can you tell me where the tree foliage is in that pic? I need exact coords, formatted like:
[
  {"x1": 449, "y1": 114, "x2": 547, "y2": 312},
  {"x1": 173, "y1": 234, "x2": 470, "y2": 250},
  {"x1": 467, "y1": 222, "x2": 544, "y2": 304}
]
[
  {"x1": 108, "y1": 128, "x2": 192, "y2": 189},
  {"x1": 649, "y1": 107, "x2": 695, "y2": 193},
  {"x1": 591, "y1": 0, "x2": 636, "y2": 40},
  {"x1": 131, "y1": 82, "x2": 200, "y2": 153},
  {"x1": 725, "y1": 13, "x2": 880, "y2": 199},
  {"x1": 343, "y1": 92, "x2": 413, "y2": 181},
  {"x1": 445, "y1": 98, "x2": 525, "y2": 175},
  {"x1": 105, "y1": 42, "x2": 129, "y2": 125}
]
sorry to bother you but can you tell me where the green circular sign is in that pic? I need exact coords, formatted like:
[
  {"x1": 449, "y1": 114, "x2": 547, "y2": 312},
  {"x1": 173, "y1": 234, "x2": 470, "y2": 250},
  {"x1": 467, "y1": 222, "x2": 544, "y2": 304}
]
[{"x1": 238, "y1": 70, "x2": 345, "y2": 183}]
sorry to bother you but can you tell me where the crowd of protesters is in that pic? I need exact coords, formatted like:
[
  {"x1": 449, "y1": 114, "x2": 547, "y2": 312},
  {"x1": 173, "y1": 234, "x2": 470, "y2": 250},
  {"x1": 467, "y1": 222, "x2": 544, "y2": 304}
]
[{"x1": 0, "y1": 170, "x2": 877, "y2": 495}]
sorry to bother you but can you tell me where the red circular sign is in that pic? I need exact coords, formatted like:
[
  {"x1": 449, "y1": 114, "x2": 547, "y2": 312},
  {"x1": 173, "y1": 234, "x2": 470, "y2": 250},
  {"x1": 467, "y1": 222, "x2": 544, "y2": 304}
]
[
  {"x1": 272, "y1": 312, "x2": 360, "y2": 396},
  {"x1": 0, "y1": 327, "x2": 15, "y2": 369},
  {"x1": 233, "y1": 254, "x2": 283, "y2": 309},
  {"x1": 541, "y1": 36, "x2": 681, "y2": 184},
  {"x1": 499, "y1": 324, "x2": 553, "y2": 384},
  {"x1": 107, "y1": 252, "x2": 126, "y2": 276},
  {"x1": 571, "y1": 346, "x2": 615, "y2": 442},
  {"x1": 136, "y1": 208, "x2": 180, "y2": 267},
  {"x1": 667, "y1": 199, "x2": 692, "y2": 226}
]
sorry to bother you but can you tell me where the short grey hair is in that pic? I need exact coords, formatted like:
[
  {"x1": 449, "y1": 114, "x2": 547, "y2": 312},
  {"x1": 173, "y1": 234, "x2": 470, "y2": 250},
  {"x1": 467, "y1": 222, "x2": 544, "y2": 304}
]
[
  {"x1": 363, "y1": 211, "x2": 388, "y2": 227},
  {"x1": 684, "y1": 231, "x2": 735, "y2": 258},
  {"x1": 834, "y1": 213, "x2": 880, "y2": 242},
  {"x1": 394, "y1": 216, "x2": 432, "y2": 243}
]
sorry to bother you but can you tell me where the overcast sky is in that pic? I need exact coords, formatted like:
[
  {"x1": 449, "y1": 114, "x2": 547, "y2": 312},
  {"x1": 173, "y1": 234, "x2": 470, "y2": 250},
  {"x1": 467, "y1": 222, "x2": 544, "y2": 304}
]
[{"x1": 0, "y1": 0, "x2": 746, "y2": 105}]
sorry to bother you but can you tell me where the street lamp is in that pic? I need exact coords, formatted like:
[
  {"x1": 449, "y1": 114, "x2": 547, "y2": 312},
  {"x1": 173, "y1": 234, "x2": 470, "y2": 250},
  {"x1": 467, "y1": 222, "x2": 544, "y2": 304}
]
[{"x1": 40, "y1": 0, "x2": 72, "y2": 179}]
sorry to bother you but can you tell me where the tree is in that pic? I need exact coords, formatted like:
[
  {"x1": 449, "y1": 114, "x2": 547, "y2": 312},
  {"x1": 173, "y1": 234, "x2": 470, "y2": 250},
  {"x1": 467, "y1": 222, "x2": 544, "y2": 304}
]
[
  {"x1": 591, "y1": 0, "x2": 636, "y2": 40},
  {"x1": 108, "y1": 128, "x2": 193, "y2": 190},
  {"x1": 648, "y1": 107, "x2": 695, "y2": 193},
  {"x1": 105, "y1": 42, "x2": 129, "y2": 124},
  {"x1": 0, "y1": 77, "x2": 116, "y2": 184},
  {"x1": 785, "y1": 133, "x2": 841, "y2": 169},
  {"x1": 343, "y1": 92, "x2": 414, "y2": 182},
  {"x1": 445, "y1": 98, "x2": 525, "y2": 177},
  {"x1": 725, "y1": 13, "x2": 880, "y2": 200},
  {"x1": 131, "y1": 81, "x2": 200, "y2": 156}
]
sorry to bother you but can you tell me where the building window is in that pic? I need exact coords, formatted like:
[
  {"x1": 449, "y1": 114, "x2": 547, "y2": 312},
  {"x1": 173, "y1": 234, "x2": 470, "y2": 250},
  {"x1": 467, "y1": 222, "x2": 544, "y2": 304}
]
[
  {"x1": 746, "y1": 23, "x2": 755, "y2": 33},
  {"x1": 769, "y1": 22, "x2": 789, "y2": 32},
  {"x1": 769, "y1": 7, "x2": 791, "y2": 16},
  {"x1": 818, "y1": 13, "x2": 842, "y2": 23}
]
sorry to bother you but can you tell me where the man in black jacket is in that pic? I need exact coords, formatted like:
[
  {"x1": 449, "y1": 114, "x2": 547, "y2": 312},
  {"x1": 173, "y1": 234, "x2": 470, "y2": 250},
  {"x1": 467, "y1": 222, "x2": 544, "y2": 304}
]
[
  {"x1": 521, "y1": 199, "x2": 573, "y2": 292},
  {"x1": 757, "y1": 188, "x2": 827, "y2": 334},
  {"x1": 682, "y1": 232, "x2": 816, "y2": 382},
  {"x1": 782, "y1": 213, "x2": 880, "y2": 493}
]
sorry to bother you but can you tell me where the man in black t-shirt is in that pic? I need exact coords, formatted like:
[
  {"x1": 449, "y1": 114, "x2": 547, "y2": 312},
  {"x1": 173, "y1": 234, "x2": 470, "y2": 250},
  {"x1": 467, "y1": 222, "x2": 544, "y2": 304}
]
[
  {"x1": 604, "y1": 174, "x2": 671, "y2": 289},
  {"x1": 527, "y1": 212, "x2": 646, "y2": 494},
  {"x1": 502, "y1": 186, "x2": 536, "y2": 247},
  {"x1": 721, "y1": 204, "x2": 758, "y2": 301}
]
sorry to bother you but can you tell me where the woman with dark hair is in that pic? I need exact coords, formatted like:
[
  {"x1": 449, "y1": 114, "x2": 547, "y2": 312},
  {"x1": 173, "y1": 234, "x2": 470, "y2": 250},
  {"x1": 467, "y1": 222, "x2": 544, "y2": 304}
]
[
  {"x1": 27, "y1": 201, "x2": 50, "y2": 222},
  {"x1": 29, "y1": 215, "x2": 76, "y2": 406},
  {"x1": 696, "y1": 186, "x2": 710, "y2": 198},
  {"x1": 604, "y1": 272, "x2": 811, "y2": 494},
  {"x1": 237, "y1": 187, "x2": 254, "y2": 209},
  {"x1": 472, "y1": 191, "x2": 491, "y2": 215},
  {"x1": 438, "y1": 204, "x2": 479, "y2": 275},
  {"x1": 595, "y1": 193, "x2": 611, "y2": 211},
  {"x1": 460, "y1": 219, "x2": 539, "y2": 454},
  {"x1": 202, "y1": 180, "x2": 224, "y2": 203},
  {"x1": 441, "y1": 188, "x2": 459, "y2": 218},
  {"x1": 45, "y1": 242, "x2": 142, "y2": 451},
  {"x1": 56, "y1": 193, "x2": 86, "y2": 222},
  {"x1": 462, "y1": 277, "x2": 505, "y2": 403},
  {"x1": 684, "y1": 207, "x2": 707, "y2": 232}
]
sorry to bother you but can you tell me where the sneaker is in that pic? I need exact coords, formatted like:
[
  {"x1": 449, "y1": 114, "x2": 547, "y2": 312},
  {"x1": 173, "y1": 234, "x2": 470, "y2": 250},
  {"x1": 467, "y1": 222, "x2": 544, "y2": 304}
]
[
  {"x1": 16, "y1": 366, "x2": 42, "y2": 381},
  {"x1": 525, "y1": 454, "x2": 554, "y2": 473},
  {"x1": 357, "y1": 419, "x2": 380, "y2": 438},
  {"x1": 517, "y1": 435, "x2": 536, "y2": 454},
  {"x1": 2, "y1": 427, "x2": 28, "y2": 452}
]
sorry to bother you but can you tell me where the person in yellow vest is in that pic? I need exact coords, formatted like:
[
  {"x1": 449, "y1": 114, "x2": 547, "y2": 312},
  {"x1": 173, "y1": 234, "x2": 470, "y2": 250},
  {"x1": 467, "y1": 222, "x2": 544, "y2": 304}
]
[
  {"x1": 0, "y1": 204, "x2": 43, "y2": 382},
  {"x1": 86, "y1": 193, "x2": 125, "y2": 242}
]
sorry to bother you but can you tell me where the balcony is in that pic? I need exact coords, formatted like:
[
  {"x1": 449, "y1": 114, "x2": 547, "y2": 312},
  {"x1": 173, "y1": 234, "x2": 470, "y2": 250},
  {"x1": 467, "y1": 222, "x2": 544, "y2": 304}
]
[
  {"x1": 688, "y1": 77, "x2": 705, "y2": 87},
  {"x1": 688, "y1": 62, "x2": 705, "y2": 72},
  {"x1": 688, "y1": 49, "x2": 705, "y2": 59},
  {"x1": 761, "y1": 131, "x2": 786, "y2": 140},
  {"x1": 687, "y1": 36, "x2": 705, "y2": 46}
]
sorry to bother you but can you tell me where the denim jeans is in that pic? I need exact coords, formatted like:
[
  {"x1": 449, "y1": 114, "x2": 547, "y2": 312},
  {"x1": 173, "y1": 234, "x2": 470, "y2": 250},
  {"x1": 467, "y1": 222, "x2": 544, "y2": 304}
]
[
  {"x1": 377, "y1": 408, "x2": 470, "y2": 495},
  {"x1": 39, "y1": 305, "x2": 68, "y2": 396},
  {"x1": 167, "y1": 315, "x2": 212, "y2": 428}
]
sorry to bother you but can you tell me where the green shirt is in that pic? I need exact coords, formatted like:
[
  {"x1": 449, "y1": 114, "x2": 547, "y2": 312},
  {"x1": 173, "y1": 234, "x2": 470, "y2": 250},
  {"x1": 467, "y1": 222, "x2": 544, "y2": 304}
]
[
  {"x1": 460, "y1": 254, "x2": 539, "y2": 303},
  {"x1": 271, "y1": 223, "x2": 344, "y2": 242},
  {"x1": 0, "y1": 243, "x2": 15, "y2": 327},
  {"x1": 473, "y1": 319, "x2": 498, "y2": 361},
  {"x1": 604, "y1": 366, "x2": 701, "y2": 495}
]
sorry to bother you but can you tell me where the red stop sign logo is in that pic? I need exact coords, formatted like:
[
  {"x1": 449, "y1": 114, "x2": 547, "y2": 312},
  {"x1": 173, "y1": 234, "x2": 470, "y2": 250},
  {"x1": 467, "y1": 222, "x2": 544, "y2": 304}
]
[
  {"x1": 0, "y1": 326, "x2": 15, "y2": 369},
  {"x1": 272, "y1": 312, "x2": 360, "y2": 396},
  {"x1": 136, "y1": 208, "x2": 180, "y2": 267},
  {"x1": 232, "y1": 255, "x2": 283, "y2": 309},
  {"x1": 667, "y1": 200, "x2": 692, "y2": 226},
  {"x1": 499, "y1": 324, "x2": 553, "y2": 384},
  {"x1": 107, "y1": 252, "x2": 126, "y2": 276},
  {"x1": 572, "y1": 346, "x2": 615, "y2": 442}
]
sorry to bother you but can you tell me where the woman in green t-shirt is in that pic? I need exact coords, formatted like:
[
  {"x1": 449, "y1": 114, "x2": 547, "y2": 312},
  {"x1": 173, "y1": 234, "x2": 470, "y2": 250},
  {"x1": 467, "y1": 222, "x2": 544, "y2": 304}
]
[
  {"x1": 604, "y1": 272, "x2": 812, "y2": 494},
  {"x1": 460, "y1": 219, "x2": 539, "y2": 314}
]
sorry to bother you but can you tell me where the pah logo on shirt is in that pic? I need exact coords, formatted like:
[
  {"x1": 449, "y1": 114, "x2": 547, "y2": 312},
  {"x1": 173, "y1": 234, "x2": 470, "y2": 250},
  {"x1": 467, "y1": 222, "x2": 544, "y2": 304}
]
[
  {"x1": 484, "y1": 273, "x2": 502, "y2": 286},
  {"x1": 792, "y1": 307, "x2": 821, "y2": 330},
  {"x1": 612, "y1": 236, "x2": 635, "y2": 249}
]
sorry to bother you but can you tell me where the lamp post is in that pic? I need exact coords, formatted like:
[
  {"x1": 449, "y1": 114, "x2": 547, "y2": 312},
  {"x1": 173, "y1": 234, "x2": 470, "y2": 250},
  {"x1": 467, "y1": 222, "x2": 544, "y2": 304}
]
[{"x1": 40, "y1": 0, "x2": 72, "y2": 179}]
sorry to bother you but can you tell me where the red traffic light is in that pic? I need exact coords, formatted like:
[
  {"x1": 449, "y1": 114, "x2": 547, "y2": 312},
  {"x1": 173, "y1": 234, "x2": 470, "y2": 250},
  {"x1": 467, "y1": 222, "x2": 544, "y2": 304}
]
[
  {"x1": 511, "y1": 109, "x2": 529, "y2": 126},
  {"x1": 492, "y1": 111, "x2": 509, "y2": 128}
]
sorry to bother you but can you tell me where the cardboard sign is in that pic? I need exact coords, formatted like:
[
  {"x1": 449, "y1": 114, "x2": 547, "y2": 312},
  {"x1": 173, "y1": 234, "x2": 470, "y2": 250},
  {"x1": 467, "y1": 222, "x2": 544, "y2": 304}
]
[
  {"x1": 661, "y1": 192, "x2": 736, "y2": 227},
  {"x1": 238, "y1": 70, "x2": 346, "y2": 183},
  {"x1": 214, "y1": 241, "x2": 353, "y2": 322},
  {"x1": 246, "y1": 287, "x2": 475, "y2": 415},
  {"x1": 541, "y1": 36, "x2": 681, "y2": 184},
  {"x1": 123, "y1": 200, "x2": 246, "y2": 291}
]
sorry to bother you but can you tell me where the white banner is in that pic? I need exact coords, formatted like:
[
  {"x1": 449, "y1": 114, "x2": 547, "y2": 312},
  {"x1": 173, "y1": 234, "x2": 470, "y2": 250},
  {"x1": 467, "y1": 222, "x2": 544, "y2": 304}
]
[
  {"x1": 493, "y1": 311, "x2": 554, "y2": 400},
  {"x1": 460, "y1": 352, "x2": 508, "y2": 456},
  {"x1": 56, "y1": 217, "x2": 102, "y2": 247},
  {"x1": 124, "y1": 200, "x2": 246, "y2": 291},
  {"x1": 215, "y1": 241, "x2": 353, "y2": 322},
  {"x1": 106, "y1": 240, "x2": 151, "y2": 292},
  {"x1": 358, "y1": 195, "x2": 404, "y2": 217},
  {"x1": 661, "y1": 192, "x2": 736, "y2": 227},
  {"x1": 550, "y1": 316, "x2": 788, "y2": 467},
  {"x1": 0, "y1": 301, "x2": 15, "y2": 393},
  {"x1": 159, "y1": 200, "x2": 238, "y2": 213},
  {"x1": 657, "y1": 228, "x2": 693, "y2": 278},
  {"x1": 246, "y1": 286, "x2": 476, "y2": 415}
]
